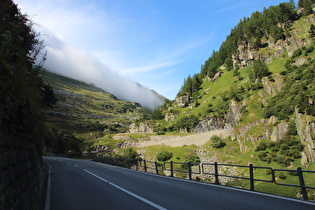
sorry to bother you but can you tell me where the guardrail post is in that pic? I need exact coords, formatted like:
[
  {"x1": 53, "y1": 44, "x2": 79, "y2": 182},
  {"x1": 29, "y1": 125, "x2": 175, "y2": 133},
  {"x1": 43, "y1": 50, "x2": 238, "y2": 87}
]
[
  {"x1": 188, "y1": 162, "x2": 192, "y2": 180},
  {"x1": 297, "y1": 167, "x2": 308, "y2": 201},
  {"x1": 214, "y1": 162, "x2": 220, "y2": 185},
  {"x1": 144, "y1": 159, "x2": 147, "y2": 172},
  {"x1": 170, "y1": 161, "x2": 174, "y2": 177},
  {"x1": 249, "y1": 164, "x2": 254, "y2": 191},
  {"x1": 155, "y1": 161, "x2": 159, "y2": 174}
]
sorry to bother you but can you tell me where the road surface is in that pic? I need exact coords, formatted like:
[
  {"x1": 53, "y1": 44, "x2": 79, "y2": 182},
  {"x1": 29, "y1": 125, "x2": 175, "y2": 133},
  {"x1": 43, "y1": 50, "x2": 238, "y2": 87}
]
[{"x1": 44, "y1": 157, "x2": 315, "y2": 210}]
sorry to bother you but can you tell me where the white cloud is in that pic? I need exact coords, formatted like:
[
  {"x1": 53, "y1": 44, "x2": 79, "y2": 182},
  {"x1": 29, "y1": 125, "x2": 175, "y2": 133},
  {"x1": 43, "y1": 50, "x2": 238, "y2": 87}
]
[{"x1": 42, "y1": 29, "x2": 164, "y2": 110}]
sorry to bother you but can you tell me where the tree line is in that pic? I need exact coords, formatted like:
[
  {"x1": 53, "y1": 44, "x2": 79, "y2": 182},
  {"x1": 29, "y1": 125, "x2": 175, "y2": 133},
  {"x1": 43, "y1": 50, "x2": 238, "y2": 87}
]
[{"x1": 0, "y1": 0, "x2": 56, "y2": 153}]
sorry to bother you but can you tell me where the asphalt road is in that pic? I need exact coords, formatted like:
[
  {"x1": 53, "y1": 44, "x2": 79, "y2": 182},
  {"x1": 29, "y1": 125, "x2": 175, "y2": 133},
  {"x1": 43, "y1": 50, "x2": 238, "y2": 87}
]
[{"x1": 44, "y1": 157, "x2": 315, "y2": 210}]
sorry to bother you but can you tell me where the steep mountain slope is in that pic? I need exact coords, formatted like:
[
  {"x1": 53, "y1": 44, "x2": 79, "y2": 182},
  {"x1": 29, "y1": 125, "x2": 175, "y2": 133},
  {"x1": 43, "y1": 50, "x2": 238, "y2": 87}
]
[
  {"x1": 136, "y1": 3, "x2": 315, "y2": 168},
  {"x1": 42, "y1": 71, "x2": 151, "y2": 154}
]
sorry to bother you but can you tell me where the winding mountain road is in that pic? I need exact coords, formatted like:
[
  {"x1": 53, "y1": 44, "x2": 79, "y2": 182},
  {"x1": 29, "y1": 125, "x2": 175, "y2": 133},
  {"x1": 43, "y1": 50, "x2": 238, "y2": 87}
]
[{"x1": 44, "y1": 157, "x2": 315, "y2": 210}]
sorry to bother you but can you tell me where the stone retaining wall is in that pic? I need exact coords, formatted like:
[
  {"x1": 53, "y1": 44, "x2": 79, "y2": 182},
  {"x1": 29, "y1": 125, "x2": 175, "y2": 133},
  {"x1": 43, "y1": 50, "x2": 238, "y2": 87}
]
[{"x1": 0, "y1": 128, "x2": 47, "y2": 210}]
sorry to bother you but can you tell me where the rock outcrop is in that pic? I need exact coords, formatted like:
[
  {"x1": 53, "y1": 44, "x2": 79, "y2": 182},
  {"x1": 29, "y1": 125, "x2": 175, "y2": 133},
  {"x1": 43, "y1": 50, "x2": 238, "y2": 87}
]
[
  {"x1": 270, "y1": 122, "x2": 289, "y2": 142},
  {"x1": 92, "y1": 144, "x2": 112, "y2": 153},
  {"x1": 194, "y1": 99, "x2": 244, "y2": 132},
  {"x1": 212, "y1": 72, "x2": 222, "y2": 82},
  {"x1": 232, "y1": 14, "x2": 314, "y2": 68},
  {"x1": 165, "y1": 112, "x2": 178, "y2": 123},
  {"x1": 129, "y1": 122, "x2": 154, "y2": 133},
  {"x1": 175, "y1": 95, "x2": 190, "y2": 108},
  {"x1": 295, "y1": 108, "x2": 315, "y2": 167}
]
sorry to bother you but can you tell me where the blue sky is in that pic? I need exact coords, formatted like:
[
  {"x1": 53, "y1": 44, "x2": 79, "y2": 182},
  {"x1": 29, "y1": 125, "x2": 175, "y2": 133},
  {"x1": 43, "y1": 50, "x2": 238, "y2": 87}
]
[{"x1": 15, "y1": 0, "x2": 290, "y2": 101}]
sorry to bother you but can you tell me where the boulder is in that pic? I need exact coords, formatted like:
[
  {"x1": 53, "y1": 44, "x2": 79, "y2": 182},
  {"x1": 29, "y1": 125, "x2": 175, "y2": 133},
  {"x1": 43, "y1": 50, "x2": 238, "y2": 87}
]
[
  {"x1": 129, "y1": 122, "x2": 153, "y2": 133},
  {"x1": 165, "y1": 112, "x2": 178, "y2": 123},
  {"x1": 175, "y1": 95, "x2": 190, "y2": 108},
  {"x1": 212, "y1": 72, "x2": 222, "y2": 82},
  {"x1": 270, "y1": 122, "x2": 289, "y2": 142}
]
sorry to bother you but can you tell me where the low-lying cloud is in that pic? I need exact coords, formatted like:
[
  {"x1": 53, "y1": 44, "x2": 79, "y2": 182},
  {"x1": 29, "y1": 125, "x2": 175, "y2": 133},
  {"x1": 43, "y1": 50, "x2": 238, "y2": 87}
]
[{"x1": 42, "y1": 32, "x2": 164, "y2": 111}]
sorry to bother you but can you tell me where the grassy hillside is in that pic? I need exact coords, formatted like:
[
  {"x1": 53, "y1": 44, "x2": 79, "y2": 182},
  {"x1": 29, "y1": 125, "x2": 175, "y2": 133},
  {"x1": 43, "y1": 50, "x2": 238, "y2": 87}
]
[{"x1": 42, "y1": 71, "x2": 150, "y2": 155}]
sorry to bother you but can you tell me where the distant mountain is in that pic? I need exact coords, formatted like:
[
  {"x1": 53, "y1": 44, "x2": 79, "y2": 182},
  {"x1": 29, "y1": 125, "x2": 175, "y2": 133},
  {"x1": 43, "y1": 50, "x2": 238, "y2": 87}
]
[{"x1": 42, "y1": 71, "x2": 153, "y2": 154}]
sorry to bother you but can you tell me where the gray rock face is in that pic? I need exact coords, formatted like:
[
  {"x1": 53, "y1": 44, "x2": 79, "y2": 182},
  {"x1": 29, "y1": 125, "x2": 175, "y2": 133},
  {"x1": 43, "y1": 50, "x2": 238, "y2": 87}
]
[
  {"x1": 92, "y1": 144, "x2": 112, "y2": 153},
  {"x1": 129, "y1": 122, "x2": 153, "y2": 133},
  {"x1": 194, "y1": 99, "x2": 243, "y2": 132},
  {"x1": 225, "y1": 99, "x2": 244, "y2": 128},
  {"x1": 295, "y1": 108, "x2": 315, "y2": 167},
  {"x1": 212, "y1": 72, "x2": 222, "y2": 82},
  {"x1": 293, "y1": 57, "x2": 308, "y2": 67},
  {"x1": 194, "y1": 117, "x2": 225, "y2": 133},
  {"x1": 232, "y1": 23, "x2": 313, "y2": 68},
  {"x1": 270, "y1": 122, "x2": 289, "y2": 142},
  {"x1": 165, "y1": 112, "x2": 178, "y2": 123},
  {"x1": 262, "y1": 77, "x2": 277, "y2": 97},
  {"x1": 175, "y1": 95, "x2": 190, "y2": 108}
]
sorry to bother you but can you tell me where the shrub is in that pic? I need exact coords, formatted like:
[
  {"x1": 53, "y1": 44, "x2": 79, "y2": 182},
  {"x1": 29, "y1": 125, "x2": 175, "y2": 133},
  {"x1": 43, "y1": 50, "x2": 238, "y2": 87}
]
[
  {"x1": 288, "y1": 171, "x2": 298, "y2": 176},
  {"x1": 123, "y1": 148, "x2": 138, "y2": 159},
  {"x1": 181, "y1": 153, "x2": 200, "y2": 170},
  {"x1": 258, "y1": 151, "x2": 268, "y2": 161},
  {"x1": 157, "y1": 151, "x2": 173, "y2": 162},
  {"x1": 279, "y1": 173, "x2": 287, "y2": 179},
  {"x1": 210, "y1": 135, "x2": 226, "y2": 148},
  {"x1": 306, "y1": 45, "x2": 314, "y2": 54},
  {"x1": 256, "y1": 142, "x2": 267, "y2": 151},
  {"x1": 291, "y1": 48, "x2": 302, "y2": 59},
  {"x1": 175, "y1": 115, "x2": 199, "y2": 132}
]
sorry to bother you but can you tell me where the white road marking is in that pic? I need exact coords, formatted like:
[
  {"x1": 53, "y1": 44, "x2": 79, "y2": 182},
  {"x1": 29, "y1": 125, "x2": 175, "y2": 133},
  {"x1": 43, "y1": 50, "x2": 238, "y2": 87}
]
[
  {"x1": 84, "y1": 169, "x2": 167, "y2": 210},
  {"x1": 45, "y1": 162, "x2": 51, "y2": 210},
  {"x1": 74, "y1": 164, "x2": 79, "y2": 167}
]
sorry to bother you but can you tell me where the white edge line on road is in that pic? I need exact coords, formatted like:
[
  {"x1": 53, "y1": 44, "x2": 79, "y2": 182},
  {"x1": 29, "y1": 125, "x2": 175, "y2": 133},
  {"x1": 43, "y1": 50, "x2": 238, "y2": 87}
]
[
  {"x1": 45, "y1": 162, "x2": 51, "y2": 210},
  {"x1": 83, "y1": 169, "x2": 167, "y2": 210}
]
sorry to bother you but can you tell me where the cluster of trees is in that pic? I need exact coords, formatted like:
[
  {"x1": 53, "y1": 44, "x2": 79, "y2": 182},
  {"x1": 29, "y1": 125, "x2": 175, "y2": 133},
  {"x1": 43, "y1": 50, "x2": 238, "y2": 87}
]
[
  {"x1": 177, "y1": 74, "x2": 202, "y2": 98},
  {"x1": 0, "y1": 0, "x2": 56, "y2": 151},
  {"x1": 45, "y1": 129, "x2": 82, "y2": 156},
  {"x1": 299, "y1": 0, "x2": 315, "y2": 15}
]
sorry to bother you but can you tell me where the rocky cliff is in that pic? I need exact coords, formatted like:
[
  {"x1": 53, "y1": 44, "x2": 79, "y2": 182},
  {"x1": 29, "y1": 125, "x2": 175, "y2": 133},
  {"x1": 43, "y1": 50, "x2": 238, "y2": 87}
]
[
  {"x1": 295, "y1": 108, "x2": 315, "y2": 167},
  {"x1": 232, "y1": 15, "x2": 315, "y2": 68},
  {"x1": 194, "y1": 99, "x2": 244, "y2": 133}
]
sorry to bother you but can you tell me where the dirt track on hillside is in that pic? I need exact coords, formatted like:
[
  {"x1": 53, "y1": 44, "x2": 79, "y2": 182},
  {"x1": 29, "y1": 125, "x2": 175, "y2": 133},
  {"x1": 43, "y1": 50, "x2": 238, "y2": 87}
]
[{"x1": 136, "y1": 129, "x2": 234, "y2": 147}]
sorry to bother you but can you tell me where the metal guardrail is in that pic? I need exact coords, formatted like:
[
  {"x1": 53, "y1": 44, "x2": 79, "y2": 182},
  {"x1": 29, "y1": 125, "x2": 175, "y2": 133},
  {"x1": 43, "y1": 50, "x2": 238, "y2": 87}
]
[
  {"x1": 164, "y1": 161, "x2": 201, "y2": 180},
  {"x1": 202, "y1": 163, "x2": 274, "y2": 189},
  {"x1": 94, "y1": 154, "x2": 315, "y2": 201}
]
